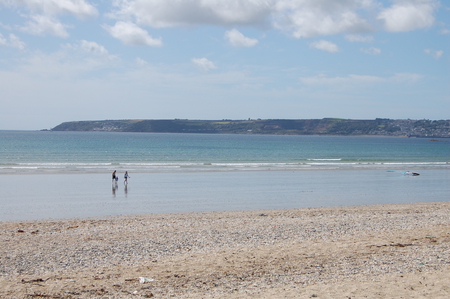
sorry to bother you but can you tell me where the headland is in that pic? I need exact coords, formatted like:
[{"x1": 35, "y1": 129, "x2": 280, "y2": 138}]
[{"x1": 50, "y1": 118, "x2": 450, "y2": 138}]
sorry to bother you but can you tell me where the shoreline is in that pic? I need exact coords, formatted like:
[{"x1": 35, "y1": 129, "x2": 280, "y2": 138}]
[
  {"x1": 2, "y1": 163, "x2": 448, "y2": 176},
  {"x1": 1, "y1": 163, "x2": 449, "y2": 173},
  {"x1": 2, "y1": 202, "x2": 450, "y2": 298}
]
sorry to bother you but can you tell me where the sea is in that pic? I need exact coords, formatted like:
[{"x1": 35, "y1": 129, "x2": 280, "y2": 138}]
[{"x1": 1, "y1": 130, "x2": 449, "y2": 221}]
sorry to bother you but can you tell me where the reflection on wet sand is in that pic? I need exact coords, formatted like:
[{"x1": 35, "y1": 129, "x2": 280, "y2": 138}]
[{"x1": 112, "y1": 182, "x2": 118, "y2": 197}]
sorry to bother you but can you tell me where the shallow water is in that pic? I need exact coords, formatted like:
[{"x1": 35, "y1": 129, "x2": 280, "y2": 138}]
[
  {"x1": 1, "y1": 169, "x2": 449, "y2": 221},
  {"x1": 1, "y1": 131, "x2": 449, "y2": 221}
]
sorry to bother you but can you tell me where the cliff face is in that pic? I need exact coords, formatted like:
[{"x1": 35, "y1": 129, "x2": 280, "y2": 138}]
[{"x1": 51, "y1": 118, "x2": 450, "y2": 138}]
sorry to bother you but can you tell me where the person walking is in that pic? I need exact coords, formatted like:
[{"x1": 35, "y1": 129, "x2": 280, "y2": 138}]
[
  {"x1": 124, "y1": 171, "x2": 130, "y2": 184},
  {"x1": 112, "y1": 170, "x2": 117, "y2": 182}
]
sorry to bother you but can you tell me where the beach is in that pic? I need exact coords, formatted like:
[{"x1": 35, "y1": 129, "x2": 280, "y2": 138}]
[{"x1": 1, "y1": 201, "x2": 450, "y2": 298}]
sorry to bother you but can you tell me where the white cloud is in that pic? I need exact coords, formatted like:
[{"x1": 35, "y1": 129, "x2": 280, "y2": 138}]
[
  {"x1": 361, "y1": 47, "x2": 381, "y2": 55},
  {"x1": 0, "y1": 33, "x2": 26, "y2": 50},
  {"x1": 309, "y1": 40, "x2": 339, "y2": 53},
  {"x1": 378, "y1": 0, "x2": 438, "y2": 32},
  {"x1": 192, "y1": 57, "x2": 217, "y2": 71},
  {"x1": 2, "y1": 0, "x2": 98, "y2": 19},
  {"x1": 273, "y1": 0, "x2": 374, "y2": 38},
  {"x1": 225, "y1": 29, "x2": 258, "y2": 47},
  {"x1": 0, "y1": 0, "x2": 441, "y2": 45},
  {"x1": 135, "y1": 57, "x2": 148, "y2": 66},
  {"x1": 2, "y1": 0, "x2": 97, "y2": 38},
  {"x1": 440, "y1": 29, "x2": 450, "y2": 34},
  {"x1": 109, "y1": 0, "x2": 272, "y2": 28},
  {"x1": 345, "y1": 34, "x2": 374, "y2": 42},
  {"x1": 424, "y1": 49, "x2": 443, "y2": 59},
  {"x1": 107, "y1": 0, "x2": 443, "y2": 38},
  {"x1": 21, "y1": 14, "x2": 69, "y2": 37},
  {"x1": 8, "y1": 33, "x2": 26, "y2": 50},
  {"x1": 103, "y1": 21, "x2": 162, "y2": 47},
  {"x1": 0, "y1": 34, "x2": 6, "y2": 46},
  {"x1": 109, "y1": 0, "x2": 376, "y2": 38},
  {"x1": 79, "y1": 40, "x2": 111, "y2": 57}
]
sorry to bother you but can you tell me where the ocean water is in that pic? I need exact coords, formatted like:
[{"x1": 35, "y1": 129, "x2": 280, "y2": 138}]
[
  {"x1": 1, "y1": 131, "x2": 449, "y2": 173},
  {"x1": 1, "y1": 131, "x2": 449, "y2": 221}
]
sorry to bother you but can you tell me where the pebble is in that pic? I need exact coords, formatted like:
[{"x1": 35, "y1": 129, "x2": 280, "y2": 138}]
[{"x1": 1, "y1": 202, "x2": 450, "y2": 297}]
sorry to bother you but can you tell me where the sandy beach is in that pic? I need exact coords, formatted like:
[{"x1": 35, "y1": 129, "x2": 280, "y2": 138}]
[{"x1": 1, "y1": 201, "x2": 450, "y2": 298}]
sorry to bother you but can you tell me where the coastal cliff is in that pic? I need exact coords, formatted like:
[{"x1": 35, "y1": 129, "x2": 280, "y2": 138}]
[{"x1": 51, "y1": 118, "x2": 450, "y2": 138}]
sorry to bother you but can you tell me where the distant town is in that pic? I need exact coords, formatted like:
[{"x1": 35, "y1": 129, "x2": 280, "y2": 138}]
[{"x1": 51, "y1": 118, "x2": 450, "y2": 138}]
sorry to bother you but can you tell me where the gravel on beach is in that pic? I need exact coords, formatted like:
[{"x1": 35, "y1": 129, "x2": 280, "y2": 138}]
[{"x1": 1, "y1": 201, "x2": 450, "y2": 298}]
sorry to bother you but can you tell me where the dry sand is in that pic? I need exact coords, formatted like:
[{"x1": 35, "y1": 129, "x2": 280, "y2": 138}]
[{"x1": 1, "y1": 202, "x2": 450, "y2": 298}]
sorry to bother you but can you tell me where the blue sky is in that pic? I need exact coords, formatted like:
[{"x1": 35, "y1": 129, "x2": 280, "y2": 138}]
[{"x1": 0, "y1": 0, "x2": 448, "y2": 130}]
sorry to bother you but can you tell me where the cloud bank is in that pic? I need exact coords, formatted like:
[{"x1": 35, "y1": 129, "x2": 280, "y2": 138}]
[
  {"x1": 108, "y1": 0, "x2": 440, "y2": 39},
  {"x1": 0, "y1": 0, "x2": 441, "y2": 43}
]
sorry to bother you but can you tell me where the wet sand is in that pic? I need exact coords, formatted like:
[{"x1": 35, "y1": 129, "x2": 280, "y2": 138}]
[{"x1": 1, "y1": 202, "x2": 450, "y2": 298}]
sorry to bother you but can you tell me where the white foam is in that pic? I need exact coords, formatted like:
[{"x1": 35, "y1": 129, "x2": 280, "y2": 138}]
[
  {"x1": 307, "y1": 158, "x2": 342, "y2": 161},
  {"x1": 1, "y1": 160, "x2": 448, "y2": 174}
]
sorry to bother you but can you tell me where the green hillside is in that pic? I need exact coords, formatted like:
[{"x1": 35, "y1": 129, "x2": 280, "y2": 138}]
[{"x1": 51, "y1": 118, "x2": 450, "y2": 137}]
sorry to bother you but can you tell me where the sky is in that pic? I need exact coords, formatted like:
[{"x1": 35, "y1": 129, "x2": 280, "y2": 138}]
[{"x1": 0, "y1": 0, "x2": 448, "y2": 130}]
